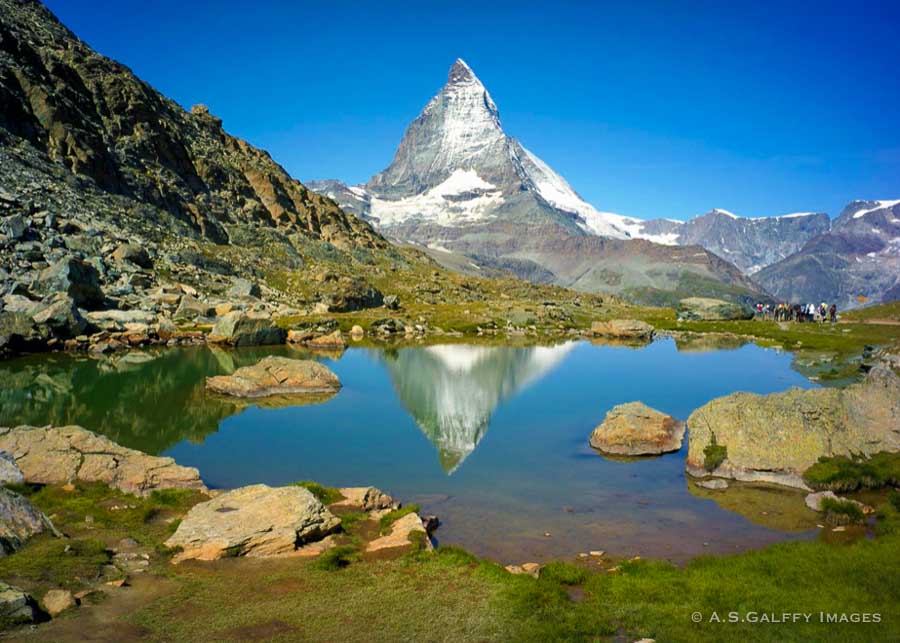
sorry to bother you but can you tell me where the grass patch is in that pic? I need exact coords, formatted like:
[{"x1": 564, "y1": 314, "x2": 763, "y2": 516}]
[
  {"x1": 294, "y1": 481, "x2": 344, "y2": 505},
  {"x1": 378, "y1": 504, "x2": 420, "y2": 534},
  {"x1": 338, "y1": 511, "x2": 368, "y2": 533},
  {"x1": 0, "y1": 536, "x2": 110, "y2": 593},
  {"x1": 820, "y1": 497, "x2": 866, "y2": 526},
  {"x1": 703, "y1": 433, "x2": 728, "y2": 472},
  {"x1": 803, "y1": 452, "x2": 900, "y2": 492}
]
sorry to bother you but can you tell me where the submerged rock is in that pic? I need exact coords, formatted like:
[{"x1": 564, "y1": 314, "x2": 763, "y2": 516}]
[
  {"x1": 0, "y1": 425, "x2": 207, "y2": 496},
  {"x1": 590, "y1": 319, "x2": 654, "y2": 340},
  {"x1": 205, "y1": 356, "x2": 341, "y2": 399},
  {"x1": 804, "y1": 491, "x2": 872, "y2": 514},
  {"x1": 207, "y1": 311, "x2": 286, "y2": 346},
  {"x1": 589, "y1": 402, "x2": 685, "y2": 456},
  {"x1": 165, "y1": 484, "x2": 340, "y2": 562},
  {"x1": 696, "y1": 478, "x2": 729, "y2": 490},
  {"x1": 677, "y1": 297, "x2": 753, "y2": 321},
  {"x1": 686, "y1": 366, "x2": 900, "y2": 488}
]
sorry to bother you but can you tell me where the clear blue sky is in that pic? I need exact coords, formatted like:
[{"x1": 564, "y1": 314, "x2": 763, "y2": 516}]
[{"x1": 45, "y1": 0, "x2": 900, "y2": 220}]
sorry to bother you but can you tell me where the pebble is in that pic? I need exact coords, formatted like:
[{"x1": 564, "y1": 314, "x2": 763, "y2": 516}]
[{"x1": 589, "y1": 550, "x2": 604, "y2": 557}]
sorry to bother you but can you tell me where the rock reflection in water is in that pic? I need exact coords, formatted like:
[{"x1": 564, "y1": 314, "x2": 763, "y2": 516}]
[{"x1": 381, "y1": 342, "x2": 575, "y2": 473}]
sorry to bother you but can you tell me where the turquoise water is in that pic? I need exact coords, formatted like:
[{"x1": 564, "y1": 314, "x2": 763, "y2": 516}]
[{"x1": 0, "y1": 338, "x2": 820, "y2": 563}]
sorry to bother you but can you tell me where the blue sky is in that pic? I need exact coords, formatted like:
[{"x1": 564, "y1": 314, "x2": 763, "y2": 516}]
[{"x1": 45, "y1": 0, "x2": 900, "y2": 220}]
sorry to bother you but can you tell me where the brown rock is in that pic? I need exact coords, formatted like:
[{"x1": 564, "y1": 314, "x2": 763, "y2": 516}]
[
  {"x1": 590, "y1": 319, "x2": 654, "y2": 340},
  {"x1": 42, "y1": 589, "x2": 75, "y2": 617},
  {"x1": 366, "y1": 512, "x2": 432, "y2": 553},
  {"x1": 0, "y1": 426, "x2": 206, "y2": 496},
  {"x1": 205, "y1": 356, "x2": 341, "y2": 399},
  {"x1": 590, "y1": 402, "x2": 685, "y2": 456},
  {"x1": 165, "y1": 484, "x2": 340, "y2": 562},
  {"x1": 305, "y1": 330, "x2": 346, "y2": 349},
  {"x1": 332, "y1": 487, "x2": 394, "y2": 511}
]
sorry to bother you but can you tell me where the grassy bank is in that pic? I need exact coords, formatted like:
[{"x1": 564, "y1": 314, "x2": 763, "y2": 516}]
[{"x1": 5, "y1": 482, "x2": 900, "y2": 641}]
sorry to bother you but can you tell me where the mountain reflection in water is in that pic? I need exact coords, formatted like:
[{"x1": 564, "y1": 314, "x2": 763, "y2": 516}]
[{"x1": 381, "y1": 343, "x2": 575, "y2": 472}]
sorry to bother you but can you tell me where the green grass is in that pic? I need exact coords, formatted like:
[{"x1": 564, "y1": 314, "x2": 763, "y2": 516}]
[
  {"x1": 841, "y1": 300, "x2": 900, "y2": 322},
  {"x1": 294, "y1": 481, "x2": 344, "y2": 505},
  {"x1": 378, "y1": 504, "x2": 420, "y2": 534},
  {"x1": 820, "y1": 497, "x2": 866, "y2": 526},
  {"x1": 803, "y1": 452, "x2": 900, "y2": 492},
  {"x1": 0, "y1": 536, "x2": 110, "y2": 594},
  {"x1": 703, "y1": 433, "x2": 728, "y2": 472},
  {"x1": 313, "y1": 545, "x2": 359, "y2": 571}
]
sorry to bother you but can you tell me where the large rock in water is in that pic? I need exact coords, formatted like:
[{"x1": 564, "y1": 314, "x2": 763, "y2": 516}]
[
  {"x1": 677, "y1": 297, "x2": 753, "y2": 321},
  {"x1": 0, "y1": 488, "x2": 52, "y2": 555},
  {"x1": 207, "y1": 311, "x2": 286, "y2": 346},
  {"x1": 590, "y1": 319, "x2": 655, "y2": 340},
  {"x1": 165, "y1": 484, "x2": 340, "y2": 562},
  {"x1": 35, "y1": 256, "x2": 104, "y2": 309},
  {"x1": 0, "y1": 425, "x2": 207, "y2": 496},
  {"x1": 205, "y1": 356, "x2": 341, "y2": 398},
  {"x1": 589, "y1": 402, "x2": 685, "y2": 456},
  {"x1": 686, "y1": 366, "x2": 900, "y2": 488}
]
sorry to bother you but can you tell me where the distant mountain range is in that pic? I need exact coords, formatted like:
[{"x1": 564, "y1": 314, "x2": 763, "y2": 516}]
[{"x1": 312, "y1": 59, "x2": 899, "y2": 308}]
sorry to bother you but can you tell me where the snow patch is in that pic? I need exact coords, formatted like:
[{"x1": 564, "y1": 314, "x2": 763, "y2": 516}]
[{"x1": 852, "y1": 200, "x2": 900, "y2": 219}]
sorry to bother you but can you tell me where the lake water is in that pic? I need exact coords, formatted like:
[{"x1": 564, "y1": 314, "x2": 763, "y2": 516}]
[{"x1": 0, "y1": 337, "x2": 823, "y2": 563}]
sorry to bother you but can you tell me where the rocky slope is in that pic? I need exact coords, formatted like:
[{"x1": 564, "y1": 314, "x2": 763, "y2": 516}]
[
  {"x1": 311, "y1": 60, "x2": 768, "y2": 306},
  {"x1": 756, "y1": 200, "x2": 900, "y2": 309}
]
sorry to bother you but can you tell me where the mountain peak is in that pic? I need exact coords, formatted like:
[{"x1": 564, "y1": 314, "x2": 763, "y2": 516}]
[{"x1": 448, "y1": 58, "x2": 476, "y2": 84}]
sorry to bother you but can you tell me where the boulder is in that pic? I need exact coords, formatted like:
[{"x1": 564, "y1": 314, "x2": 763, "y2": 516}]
[
  {"x1": 0, "y1": 451, "x2": 23, "y2": 484},
  {"x1": 165, "y1": 484, "x2": 340, "y2": 562},
  {"x1": 0, "y1": 310, "x2": 47, "y2": 356},
  {"x1": 322, "y1": 278, "x2": 384, "y2": 312},
  {"x1": 31, "y1": 294, "x2": 87, "y2": 339},
  {"x1": 350, "y1": 325, "x2": 364, "y2": 340},
  {"x1": 0, "y1": 425, "x2": 207, "y2": 496},
  {"x1": 36, "y1": 256, "x2": 104, "y2": 309},
  {"x1": 111, "y1": 243, "x2": 152, "y2": 269},
  {"x1": 332, "y1": 487, "x2": 394, "y2": 512},
  {"x1": 0, "y1": 487, "x2": 52, "y2": 555},
  {"x1": 206, "y1": 356, "x2": 341, "y2": 399},
  {"x1": 677, "y1": 297, "x2": 753, "y2": 322},
  {"x1": 207, "y1": 311, "x2": 286, "y2": 346},
  {"x1": 589, "y1": 402, "x2": 685, "y2": 456},
  {"x1": 0, "y1": 582, "x2": 38, "y2": 625},
  {"x1": 686, "y1": 366, "x2": 900, "y2": 488},
  {"x1": 366, "y1": 512, "x2": 432, "y2": 553},
  {"x1": 371, "y1": 318, "x2": 405, "y2": 335},
  {"x1": 226, "y1": 278, "x2": 261, "y2": 300},
  {"x1": 305, "y1": 330, "x2": 346, "y2": 349},
  {"x1": 2, "y1": 215, "x2": 27, "y2": 240},
  {"x1": 41, "y1": 589, "x2": 75, "y2": 617},
  {"x1": 384, "y1": 294, "x2": 400, "y2": 310},
  {"x1": 174, "y1": 294, "x2": 215, "y2": 321},
  {"x1": 84, "y1": 309, "x2": 157, "y2": 331},
  {"x1": 590, "y1": 319, "x2": 655, "y2": 340}
]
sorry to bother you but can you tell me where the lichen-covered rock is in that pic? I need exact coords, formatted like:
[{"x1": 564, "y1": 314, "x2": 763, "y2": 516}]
[
  {"x1": 205, "y1": 356, "x2": 341, "y2": 398},
  {"x1": 0, "y1": 582, "x2": 39, "y2": 625},
  {"x1": 686, "y1": 366, "x2": 900, "y2": 488},
  {"x1": 677, "y1": 297, "x2": 753, "y2": 321},
  {"x1": 590, "y1": 402, "x2": 685, "y2": 456},
  {"x1": 165, "y1": 484, "x2": 340, "y2": 562},
  {"x1": 590, "y1": 319, "x2": 654, "y2": 340},
  {"x1": 41, "y1": 589, "x2": 75, "y2": 617},
  {"x1": 207, "y1": 311, "x2": 286, "y2": 346},
  {"x1": 0, "y1": 425, "x2": 206, "y2": 496},
  {"x1": 0, "y1": 450, "x2": 24, "y2": 484},
  {"x1": 0, "y1": 487, "x2": 51, "y2": 555},
  {"x1": 332, "y1": 487, "x2": 394, "y2": 511}
]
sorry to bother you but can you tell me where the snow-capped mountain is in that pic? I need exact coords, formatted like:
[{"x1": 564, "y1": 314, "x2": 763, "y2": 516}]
[
  {"x1": 756, "y1": 200, "x2": 900, "y2": 308},
  {"x1": 310, "y1": 59, "x2": 768, "y2": 306}
]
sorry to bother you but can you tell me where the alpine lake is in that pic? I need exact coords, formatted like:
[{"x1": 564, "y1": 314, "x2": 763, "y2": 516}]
[{"x1": 0, "y1": 335, "x2": 834, "y2": 564}]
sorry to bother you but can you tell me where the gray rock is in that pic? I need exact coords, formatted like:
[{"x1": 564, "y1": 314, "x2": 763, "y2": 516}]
[
  {"x1": 174, "y1": 294, "x2": 215, "y2": 321},
  {"x1": 384, "y1": 294, "x2": 400, "y2": 310},
  {"x1": 0, "y1": 487, "x2": 49, "y2": 555},
  {"x1": 207, "y1": 311, "x2": 286, "y2": 346},
  {"x1": 696, "y1": 479, "x2": 729, "y2": 490},
  {"x1": 2, "y1": 215, "x2": 27, "y2": 240},
  {"x1": 36, "y1": 256, "x2": 104, "y2": 309},
  {"x1": 111, "y1": 243, "x2": 152, "y2": 269},
  {"x1": 0, "y1": 451, "x2": 24, "y2": 484},
  {"x1": 0, "y1": 582, "x2": 39, "y2": 625},
  {"x1": 226, "y1": 278, "x2": 261, "y2": 300},
  {"x1": 31, "y1": 294, "x2": 87, "y2": 338}
]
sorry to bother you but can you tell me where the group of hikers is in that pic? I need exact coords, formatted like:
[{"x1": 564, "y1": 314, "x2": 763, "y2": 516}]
[{"x1": 755, "y1": 301, "x2": 837, "y2": 323}]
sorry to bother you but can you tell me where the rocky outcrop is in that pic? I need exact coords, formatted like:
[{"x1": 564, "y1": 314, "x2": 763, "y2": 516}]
[
  {"x1": 0, "y1": 425, "x2": 207, "y2": 496},
  {"x1": 686, "y1": 366, "x2": 900, "y2": 488},
  {"x1": 590, "y1": 319, "x2": 655, "y2": 340},
  {"x1": 165, "y1": 484, "x2": 340, "y2": 562},
  {"x1": 207, "y1": 312, "x2": 286, "y2": 346},
  {"x1": 589, "y1": 402, "x2": 685, "y2": 456},
  {"x1": 0, "y1": 487, "x2": 54, "y2": 555},
  {"x1": 205, "y1": 356, "x2": 341, "y2": 399},
  {"x1": 677, "y1": 297, "x2": 753, "y2": 321},
  {"x1": 365, "y1": 512, "x2": 432, "y2": 553},
  {"x1": 332, "y1": 487, "x2": 395, "y2": 512},
  {"x1": 0, "y1": 582, "x2": 39, "y2": 626}
]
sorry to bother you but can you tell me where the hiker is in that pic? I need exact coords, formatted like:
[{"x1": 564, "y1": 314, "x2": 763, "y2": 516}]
[{"x1": 830, "y1": 303, "x2": 837, "y2": 323}]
